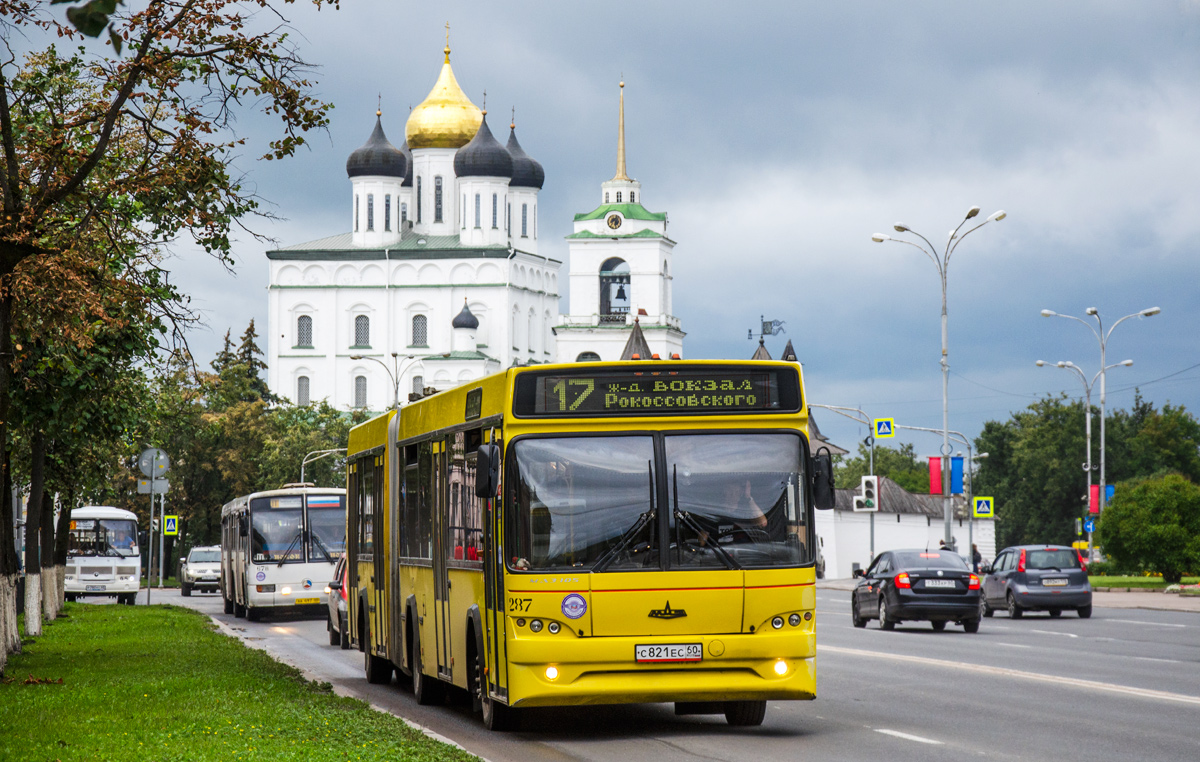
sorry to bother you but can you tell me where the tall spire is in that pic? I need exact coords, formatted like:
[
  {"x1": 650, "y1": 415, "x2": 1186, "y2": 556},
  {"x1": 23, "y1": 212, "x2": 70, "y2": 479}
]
[{"x1": 612, "y1": 80, "x2": 631, "y2": 182}]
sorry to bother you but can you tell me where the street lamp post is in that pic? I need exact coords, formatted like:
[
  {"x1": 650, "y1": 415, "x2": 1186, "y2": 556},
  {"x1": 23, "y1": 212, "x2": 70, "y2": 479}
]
[
  {"x1": 349, "y1": 352, "x2": 451, "y2": 409},
  {"x1": 300, "y1": 448, "x2": 347, "y2": 486},
  {"x1": 1040, "y1": 307, "x2": 1159, "y2": 516},
  {"x1": 874, "y1": 206, "x2": 1006, "y2": 548},
  {"x1": 894, "y1": 422, "x2": 977, "y2": 557}
]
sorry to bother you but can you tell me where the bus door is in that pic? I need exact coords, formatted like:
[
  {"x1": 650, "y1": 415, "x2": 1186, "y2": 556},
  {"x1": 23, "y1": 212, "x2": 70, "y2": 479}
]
[
  {"x1": 432, "y1": 436, "x2": 452, "y2": 680},
  {"x1": 482, "y1": 430, "x2": 508, "y2": 701}
]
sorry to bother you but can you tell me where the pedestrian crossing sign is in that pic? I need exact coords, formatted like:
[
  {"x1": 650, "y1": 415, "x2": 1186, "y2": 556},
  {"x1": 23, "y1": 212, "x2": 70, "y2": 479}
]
[
  {"x1": 873, "y1": 418, "x2": 895, "y2": 438},
  {"x1": 973, "y1": 497, "x2": 994, "y2": 518},
  {"x1": 164, "y1": 516, "x2": 179, "y2": 536}
]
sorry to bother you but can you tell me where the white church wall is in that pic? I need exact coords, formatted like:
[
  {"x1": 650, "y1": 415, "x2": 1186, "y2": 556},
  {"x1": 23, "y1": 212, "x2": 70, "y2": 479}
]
[{"x1": 411, "y1": 148, "x2": 457, "y2": 236}]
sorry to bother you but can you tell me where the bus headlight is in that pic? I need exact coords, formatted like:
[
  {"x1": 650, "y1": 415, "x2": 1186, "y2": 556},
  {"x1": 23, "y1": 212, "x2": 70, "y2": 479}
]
[
  {"x1": 788, "y1": 613, "x2": 801, "y2": 627},
  {"x1": 280, "y1": 586, "x2": 292, "y2": 596},
  {"x1": 547, "y1": 622, "x2": 560, "y2": 634},
  {"x1": 545, "y1": 666, "x2": 559, "y2": 680},
  {"x1": 773, "y1": 660, "x2": 789, "y2": 676},
  {"x1": 771, "y1": 616, "x2": 784, "y2": 629},
  {"x1": 530, "y1": 619, "x2": 543, "y2": 632}
]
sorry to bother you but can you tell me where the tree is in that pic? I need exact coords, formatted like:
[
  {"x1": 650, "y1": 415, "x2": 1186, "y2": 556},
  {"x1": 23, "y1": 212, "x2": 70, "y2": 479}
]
[
  {"x1": 0, "y1": 1, "x2": 335, "y2": 658},
  {"x1": 1099, "y1": 474, "x2": 1200, "y2": 583},
  {"x1": 835, "y1": 441, "x2": 931, "y2": 495}
]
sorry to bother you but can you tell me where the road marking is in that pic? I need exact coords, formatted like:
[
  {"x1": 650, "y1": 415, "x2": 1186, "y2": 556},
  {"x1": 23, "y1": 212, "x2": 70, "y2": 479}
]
[
  {"x1": 1107, "y1": 619, "x2": 1187, "y2": 628},
  {"x1": 1131, "y1": 656, "x2": 1182, "y2": 664},
  {"x1": 1030, "y1": 629, "x2": 1078, "y2": 638},
  {"x1": 875, "y1": 729, "x2": 943, "y2": 745},
  {"x1": 820, "y1": 644, "x2": 1200, "y2": 706},
  {"x1": 994, "y1": 642, "x2": 1032, "y2": 649}
]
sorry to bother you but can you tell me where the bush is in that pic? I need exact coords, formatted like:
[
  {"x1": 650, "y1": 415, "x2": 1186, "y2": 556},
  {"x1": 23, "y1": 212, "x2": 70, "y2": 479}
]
[{"x1": 1099, "y1": 473, "x2": 1200, "y2": 584}]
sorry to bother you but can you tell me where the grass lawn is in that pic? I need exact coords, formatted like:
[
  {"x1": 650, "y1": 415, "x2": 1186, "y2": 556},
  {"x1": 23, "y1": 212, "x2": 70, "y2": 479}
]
[
  {"x1": 1, "y1": 604, "x2": 477, "y2": 762},
  {"x1": 1090, "y1": 575, "x2": 1200, "y2": 588}
]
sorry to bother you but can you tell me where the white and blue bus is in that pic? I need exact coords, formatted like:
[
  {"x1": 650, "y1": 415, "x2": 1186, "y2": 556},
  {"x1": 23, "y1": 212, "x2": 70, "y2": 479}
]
[
  {"x1": 64, "y1": 506, "x2": 141, "y2": 605},
  {"x1": 220, "y1": 485, "x2": 346, "y2": 621}
]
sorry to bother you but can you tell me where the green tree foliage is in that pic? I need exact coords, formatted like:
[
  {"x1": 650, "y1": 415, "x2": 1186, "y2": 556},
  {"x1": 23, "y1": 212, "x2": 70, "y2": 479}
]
[
  {"x1": 973, "y1": 394, "x2": 1200, "y2": 549},
  {"x1": 835, "y1": 441, "x2": 930, "y2": 494},
  {"x1": 1099, "y1": 474, "x2": 1200, "y2": 583}
]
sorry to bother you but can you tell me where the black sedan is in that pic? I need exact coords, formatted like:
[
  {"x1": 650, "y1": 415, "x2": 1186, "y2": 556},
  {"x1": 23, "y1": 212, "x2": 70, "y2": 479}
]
[{"x1": 852, "y1": 549, "x2": 982, "y2": 632}]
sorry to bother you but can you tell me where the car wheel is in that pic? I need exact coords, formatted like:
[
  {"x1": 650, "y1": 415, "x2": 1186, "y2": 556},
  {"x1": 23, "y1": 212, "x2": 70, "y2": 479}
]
[
  {"x1": 725, "y1": 700, "x2": 767, "y2": 727},
  {"x1": 931, "y1": 620, "x2": 946, "y2": 632},
  {"x1": 878, "y1": 598, "x2": 895, "y2": 630},
  {"x1": 65, "y1": 594, "x2": 76, "y2": 603},
  {"x1": 328, "y1": 615, "x2": 340, "y2": 646},
  {"x1": 980, "y1": 597, "x2": 993, "y2": 618},
  {"x1": 339, "y1": 613, "x2": 350, "y2": 650},
  {"x1": 181, "y1": 582, "x2": 191, "y2": 597},
  {"x1": 1077, "y1": 604, "x2": 1092, "y2": 619},
  {"x1": 851, "y1": 601, "x2": 867, "y2": 628},
  {"x1": 962, "y1": 618, "x2": 980, "y2": 633},
  {"x1": 1007, "y1": 592, "x2": 1023, "y2": 619},
  {"x1": 1049, "y1": 608, "x2": 1062, "y2": 618}
]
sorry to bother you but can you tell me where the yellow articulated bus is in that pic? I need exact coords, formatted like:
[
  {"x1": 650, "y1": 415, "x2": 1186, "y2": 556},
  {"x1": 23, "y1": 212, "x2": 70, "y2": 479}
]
[{"x1": 345, "y1": 359, "x2": 835, "y2": 730}]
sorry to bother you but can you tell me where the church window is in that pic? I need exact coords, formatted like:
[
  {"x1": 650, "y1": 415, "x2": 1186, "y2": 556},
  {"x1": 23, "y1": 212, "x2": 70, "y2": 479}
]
[
  {"x1": 462, "y1": 195, "x2": 466, "y2": 228},
  {"x1": 434, "y1": 176, "x2": 443, "y2": 223},
  {"x1": 605, "y1": 192, "x2": 610, "y2": 203},
  {"x1": 599, "y1": 257, "x2": 631, "y2": 325},
  {"x1": 384, "y1": 195, "x2": 391, "y2": 231},
  {"x1": 366, "y1": 194, "x2": 374, "y2": 231},
  {"x1": 401, "y1": 202, "x2": 408, "y2": 225},
  {"x1": 521, "y1": 203, "x2": 528, "y2": 237},
  {"x1": 616, "y1": 191, "x2": 622, "y2": 203},
  {"x1": 297, "y1": 375, "x2": 310, "y2": 405},
  {"x1": 412, "y1": 375, "x2": 423, "y2": 395},
  {"x1": 417, "y1": 177, "x2": 423, "y2": 223},
  {"x1": 412, "y1": 314, "x2": 428, "y2": 346},
  {"x1": 474, "y1": 193, "x2": 481, "y2": 228},
  {"x1": 296, "y1": 315, "x2": 312, "y2": 347},
  {"x1": 507, "y1": 202, "x2": 511, "y2": 232},
  {"x1": 630, "y1": 191, "x2": 635, "y2": 203},
  {"x1": 492, "y1": 193, "x2": 498, "y2": 228},
  {"x1": 528, "y1": 312, "x2": 535, "y2": 353},
  {"x1": 354, "y1": 315, "x2": 370, "y2": 347},
  {"x1": 354, "y1": 195, "x2": 360, "y2": 232},
  {"x1": 533, "y1": 204, "x2": 537, "y2": 239},
  {"x1": 354, "y1": 375, "x2": 367, "y2": 409},
  {"x1": 576, "y1": 352, "x2": 601, "y2": 363}
]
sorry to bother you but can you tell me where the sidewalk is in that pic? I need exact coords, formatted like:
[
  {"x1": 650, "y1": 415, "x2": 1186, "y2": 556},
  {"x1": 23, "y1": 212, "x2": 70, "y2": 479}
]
[{"x1": 815, "y1": 578, "x2": 1200, "y2": 614}]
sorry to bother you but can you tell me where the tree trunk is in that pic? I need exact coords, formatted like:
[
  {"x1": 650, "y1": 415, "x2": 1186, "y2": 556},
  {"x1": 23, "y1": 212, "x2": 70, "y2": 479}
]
[
  {"x1": 40, "y1": 490, "x2": 56, "y2": 620},
  {"x1": 23, "y1": 431, "x2": 45, "y2": 637},
  {"x1": 54, "y1": 490, "x2": 72, "y2": 612},
  {"x1": 0, "y1": 290, "x2": 20, "y2": 654}
]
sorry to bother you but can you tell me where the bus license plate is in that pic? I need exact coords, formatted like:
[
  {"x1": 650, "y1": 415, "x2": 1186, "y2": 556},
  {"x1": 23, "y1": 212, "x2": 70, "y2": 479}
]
[
  {"x1": 294, "y1": 597, "x2": 320, "y2": 605},
  {"x1": 86, "y1": 585, "x2": 106, "y2": 592},
  {"x1": 1042, "y1": 578, "x2": 1068, "y2": 586},
  {"x1": 635, "y1": 643, "x2": 702, "y2": 663}
]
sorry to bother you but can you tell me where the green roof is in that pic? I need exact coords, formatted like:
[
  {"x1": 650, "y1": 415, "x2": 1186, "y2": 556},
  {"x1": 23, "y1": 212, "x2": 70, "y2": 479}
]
[
  {"x1": 573, "y1": 203, "x2": 667, "y2": 223},
  {"x1": 565, "y1": 228, "x2": 670, "y2": 241}
]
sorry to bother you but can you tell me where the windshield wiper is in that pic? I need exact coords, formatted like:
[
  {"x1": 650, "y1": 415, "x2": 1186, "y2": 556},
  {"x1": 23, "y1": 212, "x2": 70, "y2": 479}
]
[
  {"x1": 674, "y1": 509, "x2": 741, "y2": 570},
  {"x1": 311, "y1": 531, "x2": 335, "y2": 563},
  {"x1": 276, "y1": 532, "x2": 303, "y2": 567},
  {"x1": 594, "y1": 460, "x2": 656, "y2": 573}
]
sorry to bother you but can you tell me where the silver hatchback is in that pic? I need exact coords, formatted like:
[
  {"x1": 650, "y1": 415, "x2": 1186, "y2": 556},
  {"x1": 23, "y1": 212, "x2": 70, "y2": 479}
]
[{"x1": 980, "y1": 545, "x2": 1092, "y2": 618}]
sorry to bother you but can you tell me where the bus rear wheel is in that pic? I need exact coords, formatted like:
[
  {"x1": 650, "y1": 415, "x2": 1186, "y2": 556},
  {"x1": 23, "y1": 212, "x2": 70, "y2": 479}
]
[
  {"x1": 725, "y1": 700, "x2": 767, "y2": 726},
  {"x1": 362, "y1": 616, "x2": 393, "y2": 685}
]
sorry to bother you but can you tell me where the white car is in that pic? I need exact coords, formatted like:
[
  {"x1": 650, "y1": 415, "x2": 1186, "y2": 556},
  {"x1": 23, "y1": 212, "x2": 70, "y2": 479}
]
[{"x1": 179, "y1": 546, "x2": 222, "y2": 596}]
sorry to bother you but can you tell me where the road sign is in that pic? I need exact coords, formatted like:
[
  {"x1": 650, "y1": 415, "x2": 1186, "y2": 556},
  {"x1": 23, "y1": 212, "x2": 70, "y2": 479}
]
[
  {"x1": 973, "y1": 497, "x2": 994, "y2": 518},
  {"x1": 1075, "y1": 518, "x2": 1083, "y2": 536},
  {"x1": 1084, "y1": 518, "x2": 1096, "y2": 533},
  {"x1": 137, "y1": 478, "x2": 169, "y2": 494},
  {"x1": 139, "y1": 448, "x2": 170, "y2": 477},
  {"x1": 164, "y1": 516, "x2": 179, "y2": 536},
  {"x1": 873, "y1": 418, "x2": 895, "y2": 438}
]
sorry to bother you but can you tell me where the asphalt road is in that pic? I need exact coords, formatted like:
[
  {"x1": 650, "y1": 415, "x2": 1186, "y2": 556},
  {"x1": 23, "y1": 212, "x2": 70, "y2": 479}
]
[{"x1": 123, "y1": 588, "x2": 1200, "y2": 762}]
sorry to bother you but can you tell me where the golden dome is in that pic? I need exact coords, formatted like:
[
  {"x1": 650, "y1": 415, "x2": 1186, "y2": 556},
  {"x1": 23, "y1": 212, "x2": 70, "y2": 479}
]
[{"x1": 405, "y1": 47, "x2": 482, "y2": 150}]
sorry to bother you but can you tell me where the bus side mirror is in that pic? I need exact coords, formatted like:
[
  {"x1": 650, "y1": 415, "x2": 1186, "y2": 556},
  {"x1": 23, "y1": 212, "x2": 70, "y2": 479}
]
[
  {"x1": 811, "y1": 448, "x2": 835, "y2": 510},
  {"x1": 475, "y1": 444, "x2": 500, "y2": 499}
]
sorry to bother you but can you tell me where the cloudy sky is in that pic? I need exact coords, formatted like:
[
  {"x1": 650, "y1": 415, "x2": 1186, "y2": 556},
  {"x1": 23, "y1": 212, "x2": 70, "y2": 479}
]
[{"x1": 150, "y1": 0, "x2": 1200, "y2": 455}]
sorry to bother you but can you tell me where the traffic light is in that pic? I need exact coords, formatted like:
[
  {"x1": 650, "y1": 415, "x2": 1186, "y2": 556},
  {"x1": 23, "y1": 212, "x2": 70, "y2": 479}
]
[
  {"x1": 861, "y1": 475, "x2": 879, "y2": 511},
  {"x1": 852, "y1": 495, "x2": 868, "y2": 512}
]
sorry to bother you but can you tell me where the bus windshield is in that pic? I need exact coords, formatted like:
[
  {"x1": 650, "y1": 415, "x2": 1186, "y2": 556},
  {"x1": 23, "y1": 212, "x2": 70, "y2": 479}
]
[
  {"x1": 307, "y1": 494, "x2": 346, "y2": 561},
  {"x1": 509, "y1": 433, "x2": 811, "y2": 572},
  {"x1": 250, "y1": 497, "x2": 304, "y2": 563},
  {"x1": 68, "y1": 518, "x2": 138, "y2": 558}
]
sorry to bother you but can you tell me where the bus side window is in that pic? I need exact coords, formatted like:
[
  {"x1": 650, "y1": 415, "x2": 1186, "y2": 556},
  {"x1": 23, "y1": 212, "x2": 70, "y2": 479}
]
[
  {"x1": 417, "y1": 441, "x2": 433, "y2": 559},
  {"x1": 403, "y1": 445, "x2": 419, "y2": 558},
  {"x1": 347, "y1": 462, "x2": 360, "y2": 564}
]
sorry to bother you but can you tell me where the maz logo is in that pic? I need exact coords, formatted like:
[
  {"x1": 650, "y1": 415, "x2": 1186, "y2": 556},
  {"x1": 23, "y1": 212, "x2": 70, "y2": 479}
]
[{"x1": 648, "y1": 601, "x2": 687, "y2": 619}]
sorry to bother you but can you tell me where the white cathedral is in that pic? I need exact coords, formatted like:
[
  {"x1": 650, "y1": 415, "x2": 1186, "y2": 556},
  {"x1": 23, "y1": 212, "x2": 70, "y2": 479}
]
[{"x1": 266, "y1": 42, "x2": 685, "y2": 410}]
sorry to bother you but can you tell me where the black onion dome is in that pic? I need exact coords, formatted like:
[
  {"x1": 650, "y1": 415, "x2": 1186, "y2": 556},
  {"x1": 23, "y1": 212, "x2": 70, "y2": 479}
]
[
  {"x1": 400, "y1": 139, "x2": 413, "y2": 187},
  {"x1": 506, "y1": 127, "x2": 545, "y2": 189},
  {"x1": 346, "y1": 116, "x2": 407, "y2": 178},
  {"x1": 453, "y1": 115, "x2": 513, "y2": 178},
  {"x1": 452, "y1": 300, "x2": 479, "y2": 330}
]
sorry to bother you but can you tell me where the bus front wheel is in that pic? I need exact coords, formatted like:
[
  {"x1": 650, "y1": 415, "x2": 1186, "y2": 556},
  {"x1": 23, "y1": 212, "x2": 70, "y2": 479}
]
[
  {"x1": 475, "y1": 642, "x2": 517, "y2": 731},
  {"x1": 223, "y1": 595, "x2": 234, "y2": 615},
  {"x1": 725, "y1": 700, "x2": 767, "y2": 727},
  {"x1": 412, "y1": 629, "x2": 443, "y2": 704}
]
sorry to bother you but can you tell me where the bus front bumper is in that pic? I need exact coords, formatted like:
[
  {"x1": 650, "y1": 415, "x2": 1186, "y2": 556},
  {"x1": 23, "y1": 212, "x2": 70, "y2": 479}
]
[{"x1": 505, "y1": 630, "x2": 816, "y2": 707}]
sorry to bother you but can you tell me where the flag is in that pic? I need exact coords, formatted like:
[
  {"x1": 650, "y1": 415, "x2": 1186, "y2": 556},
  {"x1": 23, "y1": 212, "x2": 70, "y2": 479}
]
[
  {"x1": 950, "y1": 456, "x2": 964, "y2": 494},
  {"x1": 1089, "y1": 485, "x2": 1100, "y2": 514},
  {"x1": 929, "y1": 457, "x2": 943, "y2": 495}
]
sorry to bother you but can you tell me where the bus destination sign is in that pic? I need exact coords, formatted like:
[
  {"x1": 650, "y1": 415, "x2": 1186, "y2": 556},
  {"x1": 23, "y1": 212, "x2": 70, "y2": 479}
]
[{"x1": 514, "y1": 366, "x2": 801, "y2": 417}]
